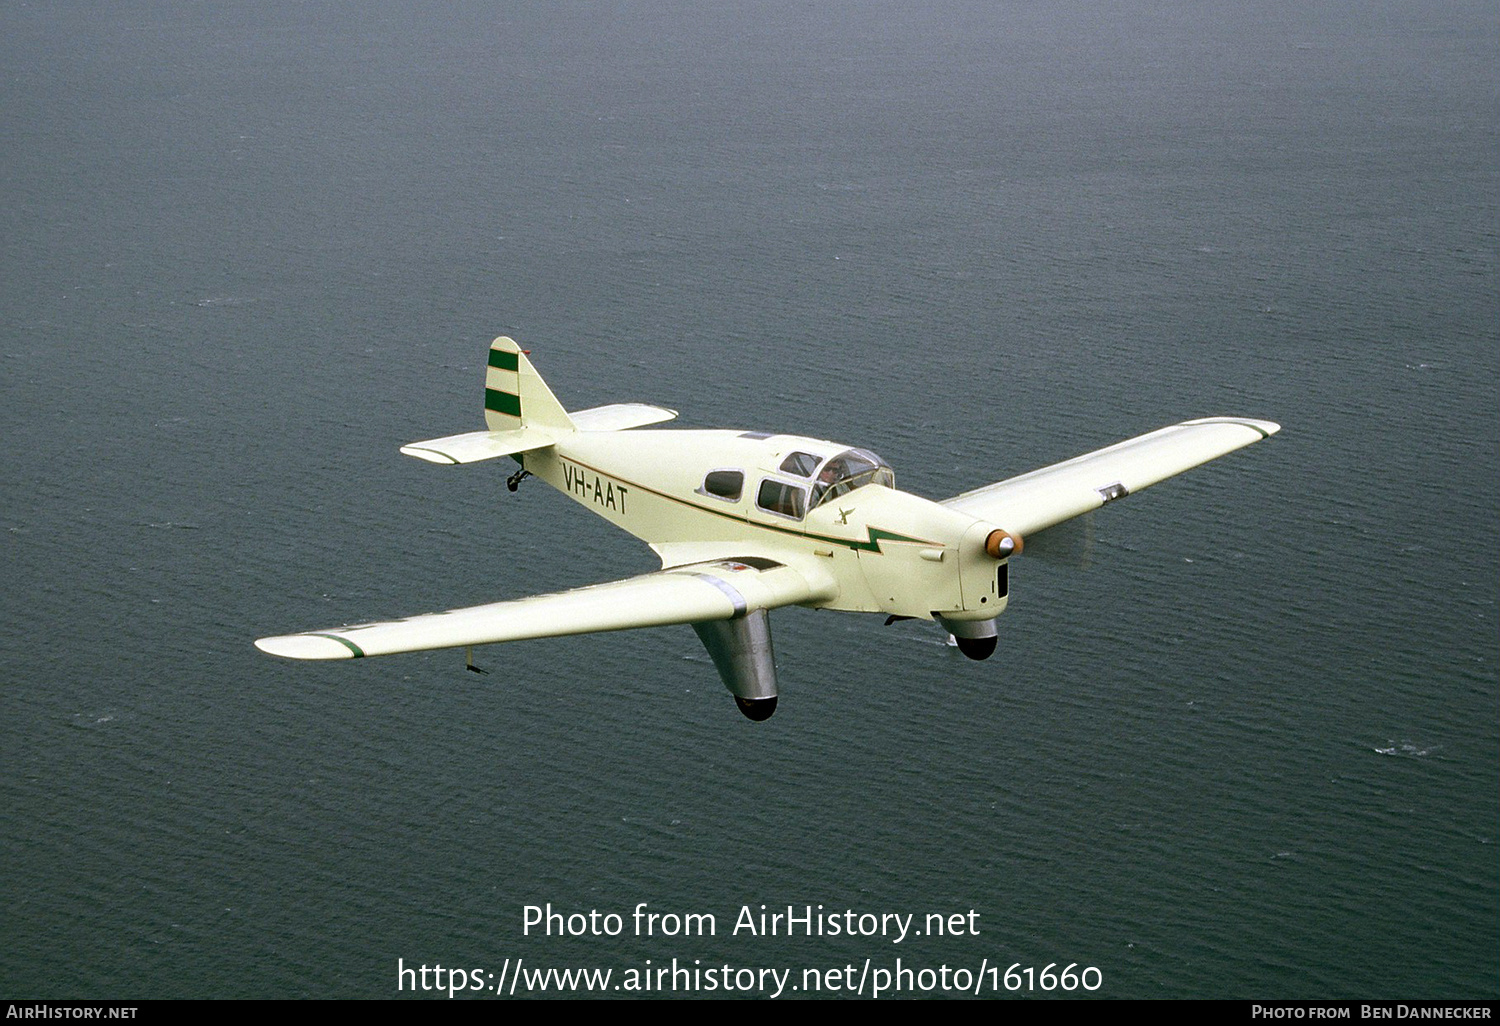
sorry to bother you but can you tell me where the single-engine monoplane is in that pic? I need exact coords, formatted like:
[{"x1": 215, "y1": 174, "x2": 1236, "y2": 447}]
[{"x1": 257, "y1": 336, "x2": 1279, "y2": 719}]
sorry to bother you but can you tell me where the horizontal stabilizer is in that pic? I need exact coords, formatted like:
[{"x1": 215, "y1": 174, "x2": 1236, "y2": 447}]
[
  {"x1": 943, "y1": 417, "x2": 1280, "y2": 538},
  {"x1": 400, "y1": 404, "x2": 677, "y2": 464},
  {"x1": 255, "y1": 558, "x2": 833, "y2": 660},
  {"x1": 400, "y1": 427, "x2": 567, "y2": 465},
  {"x1": 570, "y1": 403, "x2": 678, "y2": 431}
]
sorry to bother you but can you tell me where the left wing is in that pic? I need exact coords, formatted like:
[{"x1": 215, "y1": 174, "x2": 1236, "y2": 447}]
[
  {"x1": 942, "y1": 417, "x2": 1279, "y2": 538},
  {"x1": 255, "y1": 558, "x2": 832, "y2": 660}
]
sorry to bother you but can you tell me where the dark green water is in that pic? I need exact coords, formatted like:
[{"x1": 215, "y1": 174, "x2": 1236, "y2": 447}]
[{"x1": 2, "y1": 0, "x2": 1495, "y2": 999}]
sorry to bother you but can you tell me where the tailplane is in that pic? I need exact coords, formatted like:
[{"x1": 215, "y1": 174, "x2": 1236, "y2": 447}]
[{"x1": 401, "y1": 335, "x2": 677, "y2": 465}]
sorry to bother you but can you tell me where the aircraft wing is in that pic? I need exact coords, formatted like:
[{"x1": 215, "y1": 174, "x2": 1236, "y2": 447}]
[
  {"x1": 255, "y1": 558, "x2": 833, "y2": 660},
  {"x1": 941, "y1": 417, "x2": 1279, "y2": 538}
]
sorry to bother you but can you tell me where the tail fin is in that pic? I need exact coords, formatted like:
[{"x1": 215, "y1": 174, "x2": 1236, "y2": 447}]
[
  {"x1": 402, "y1": 335, "x2": 677, "y2": 465},
  {"x1": 484, "y1": 336, "x2": 575, "y2": 433}
]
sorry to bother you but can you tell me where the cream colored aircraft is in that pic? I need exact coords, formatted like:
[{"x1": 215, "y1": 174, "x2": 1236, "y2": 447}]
[{"x1": 257, "y1": 336, "x2": 1279, "y2": 720}]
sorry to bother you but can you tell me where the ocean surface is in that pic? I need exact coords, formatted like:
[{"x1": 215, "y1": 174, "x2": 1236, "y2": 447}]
[{"x1": 2, "y1": 0, "x2": 1496, "y2": 1000}]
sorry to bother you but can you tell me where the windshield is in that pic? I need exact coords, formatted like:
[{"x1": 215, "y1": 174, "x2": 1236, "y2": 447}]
[{"x1": 810, "y1": 449, "x2": 894, "y2": 509}]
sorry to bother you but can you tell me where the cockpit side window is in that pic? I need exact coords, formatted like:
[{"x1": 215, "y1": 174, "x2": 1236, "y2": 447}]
[
  {"x1": 699, "y1": 469, "x2": 744, "y2": 502},
  {"x1": 779, "y1": 451, "x2": 821, "y2": 478},
  {"x1": 756, "y1": 479, "x2": 808, "y2": 520}
]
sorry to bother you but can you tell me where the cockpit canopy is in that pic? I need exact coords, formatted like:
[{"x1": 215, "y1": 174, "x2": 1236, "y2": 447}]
[
  {"x1": 699, "y1": 440, "x2": 896, "y2": 522},
  {"x1": 771, "y1": 447, "x2": 893, "y2": 513},
  {"x1": 808, "y1": 448, "x2": 893, "y2": 508}
]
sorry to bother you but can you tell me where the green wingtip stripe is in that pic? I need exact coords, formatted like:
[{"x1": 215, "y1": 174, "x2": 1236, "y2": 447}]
[
  {"x1": 488, "y1": 349, "x2": 520, "y2": 372},
  {"x1": 311, "y1": 633, "x2": 365, "y2": 657},
  {"x1": 485, "y1": 388, "x2": 522, "y2": 417}
]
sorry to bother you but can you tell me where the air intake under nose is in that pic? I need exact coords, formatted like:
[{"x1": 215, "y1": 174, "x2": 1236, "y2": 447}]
[{"x1": 935, "y1": 614, "x2": 999, "y2": 661}]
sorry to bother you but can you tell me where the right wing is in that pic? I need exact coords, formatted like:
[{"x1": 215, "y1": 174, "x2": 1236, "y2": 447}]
[
  {"x1": 255, "y1": 558, "x2": 832, "y2": 660},
  {"x1": 942, "y1": 417, "x2": 1279, "y2": 539}
]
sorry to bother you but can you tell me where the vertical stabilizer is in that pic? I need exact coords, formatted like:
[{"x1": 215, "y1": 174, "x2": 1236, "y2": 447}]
[{"x1": 483, "y1": 336, "x2": 576, "y2": 434}]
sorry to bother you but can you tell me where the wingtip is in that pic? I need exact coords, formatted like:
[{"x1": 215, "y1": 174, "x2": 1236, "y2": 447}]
[
  {"x1": 255, "y1": 634, "x2": 360, "y2": 659},
  {"x1": 1182, "y1": 416, "x2": 1281, "y2": 439},
  {"x1": 399, "y1": 444, "x2": 462, "y2": 464}
]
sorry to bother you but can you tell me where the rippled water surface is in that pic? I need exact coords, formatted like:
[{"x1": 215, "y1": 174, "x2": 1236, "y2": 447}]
[{"x1": 2, "y1": 0, "x2": 1495, "y2": 999}]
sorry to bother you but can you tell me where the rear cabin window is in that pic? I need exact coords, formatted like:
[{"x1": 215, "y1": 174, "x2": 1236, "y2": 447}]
[
  {"x1": 779, "y1": 451, "x2": 822, "y2": 477},
  {"x1": 700, "y1": 470, "x2": 743, "y2": 501},
  {"x1": 756, "y1": 479, "x2": 807, "y2": 520}
]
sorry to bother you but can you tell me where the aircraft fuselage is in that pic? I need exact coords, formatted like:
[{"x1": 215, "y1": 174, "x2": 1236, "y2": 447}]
[{"x1": 524, "y1": 429, "x2": 1008, "y2": 624}]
